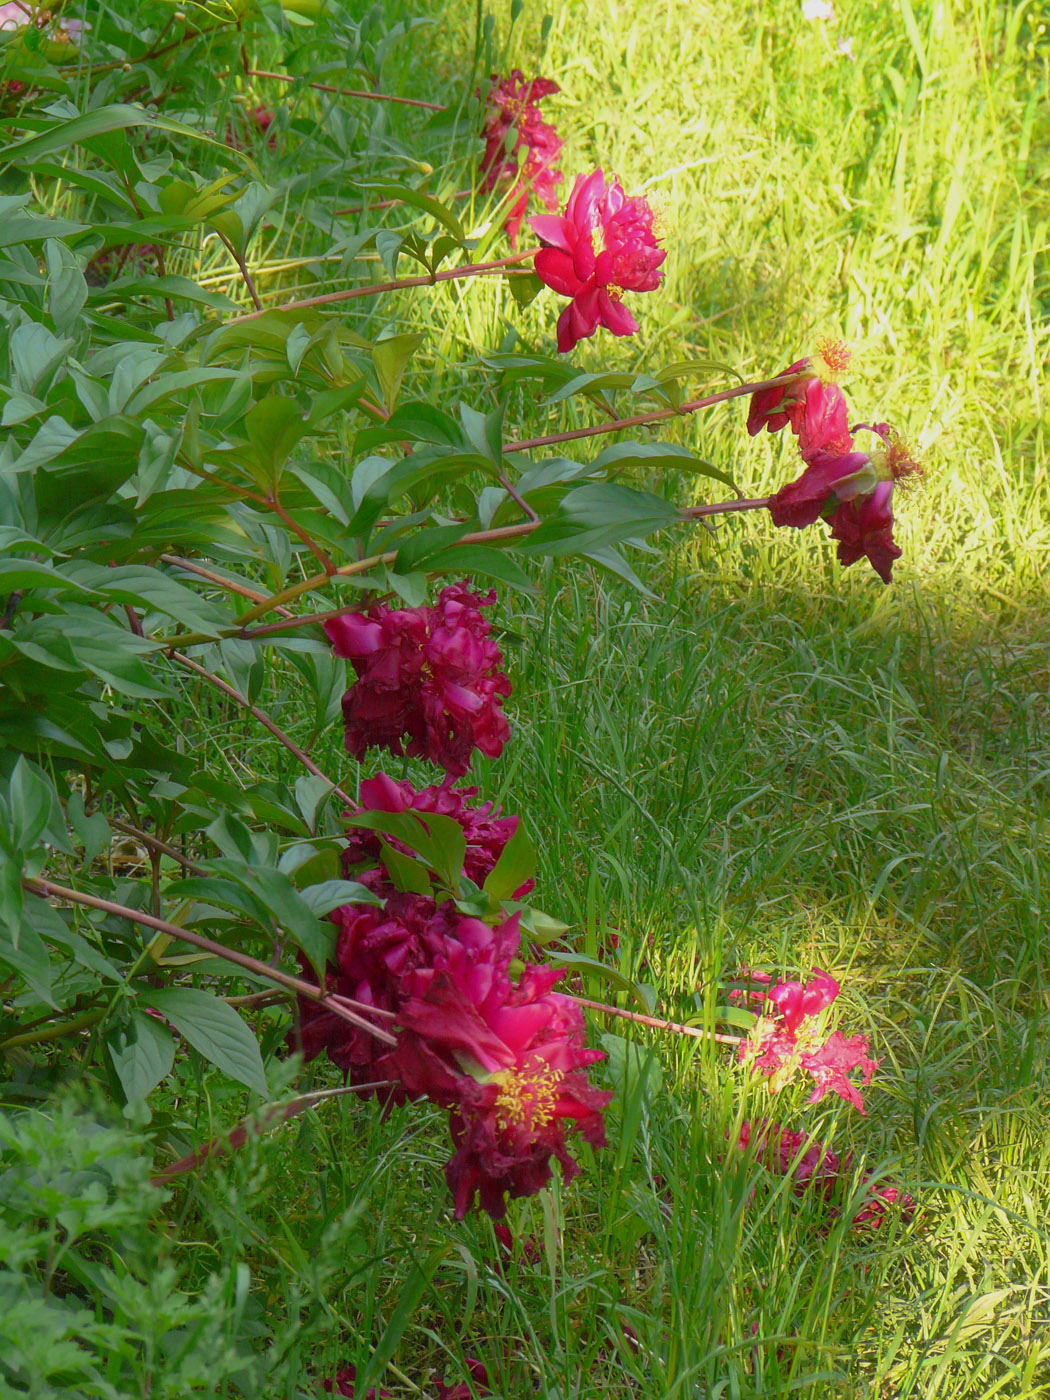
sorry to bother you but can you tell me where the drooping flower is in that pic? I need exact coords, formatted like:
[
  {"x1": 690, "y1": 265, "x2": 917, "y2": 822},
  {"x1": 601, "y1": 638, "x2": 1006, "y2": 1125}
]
[
  {"x1": 343, "y1": 772, "x2": 531, "y2": 894},
  {"x1": 480, "y1": 71, "x2": 563, "y2": 246},
  {"x1": 325, "y1": 582, "x2": 511, "y2": 777},
  {"x1": 826, "y1": 479, "x2": 901, "y2": 584},
  {"x1": 393, "y1": 913, "x2": 611, "y2": 1218},
  {"x1": 529, "y1": 168, "x2": 666, "y2": 353},
  {"x1": 746, "y1": 339, "x2": 852, "y2": 451},
  {"x1": 737, "y1": 1120, "x2": 916, "y2": 1230},
  {"x1": 739, "y1": 968, "x2": 879, "y2": 1112},
  {"x1": 767, "y1": 422, "x2": 921, "y2": 582}
]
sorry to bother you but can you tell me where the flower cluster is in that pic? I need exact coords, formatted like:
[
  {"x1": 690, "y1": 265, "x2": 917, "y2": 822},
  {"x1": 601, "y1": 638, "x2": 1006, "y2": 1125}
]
[
  {"x1": 296, "y1": 767, "x2": 609, "y2": 1219},
  {"x1": 749, "y1": 341, "x2": 921, "y2": 582},
  {"x1": 479, "y1": 70, "x2": 563, "y2": 246},
  {"x1": 737, "y1": 1120, "x2": 916, "y2": 1230},
  {"x1": 737, "y1": 967, "x2": 878, "y2": 1112},
  {"x1": 325, "y1": 583, "x2": 511, "y2": 778},
  {"x1": 530, "y1": 168, "x2": 666, "y2": 353}
]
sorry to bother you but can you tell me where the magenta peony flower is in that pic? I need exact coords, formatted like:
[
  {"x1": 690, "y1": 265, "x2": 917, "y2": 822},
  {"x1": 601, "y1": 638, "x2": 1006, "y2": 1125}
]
[
  {"x1": 528, "y1": 168, "x2": 666, "y2": 353},
  {"x1": 393, "y1": 913, "x2": 611, "y2": 1217},
  {"x1": 739, "y1": 968, "x2": 879, "y2": 1113},
  {"x1": 325, "y1": 583, "x2": 511, "y2": 777},
  {"x1": 480, "y1": 71, "x2": 563, "y2": 246},
  {"x1": 343, "y1": 772, "x2": 531, "y2": 893}
]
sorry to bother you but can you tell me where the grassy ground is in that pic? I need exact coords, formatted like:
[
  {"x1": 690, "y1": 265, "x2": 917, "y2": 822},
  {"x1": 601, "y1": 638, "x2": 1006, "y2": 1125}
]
[{"x1": 72, "y1": 0, "x2": 1050, "y2": 1395}]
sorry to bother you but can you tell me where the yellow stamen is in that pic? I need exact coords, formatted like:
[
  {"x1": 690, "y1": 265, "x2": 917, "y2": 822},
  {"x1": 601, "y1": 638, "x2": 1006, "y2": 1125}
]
[
  {"x1": 812, "y1": 336, "x2": 852, "y2": 383},
  {"x1": 493, "y1": 1064, "x2": 564, "y2": 1131}
]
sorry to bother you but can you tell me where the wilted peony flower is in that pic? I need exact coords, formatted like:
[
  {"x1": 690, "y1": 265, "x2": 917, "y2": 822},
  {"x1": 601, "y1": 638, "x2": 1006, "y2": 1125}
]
[
  {"x1": 739, "y1": 968, "x2": 879, "y2": 1112},
  {"x1": 826, "y1": 480, "x2": 900, "y2": 583},
  {"x1": 746, "y1": 339, "x2": 852, "y2": 449},
  {"x1": 325, "y1": 582, "x2": 511, "y2": 777},
  {"x1": 737, "y1": 1120, "x2": 916, "y2": 1230},
  {"x1": 768, "y1": 422, "x2": 920, "y2": 581},
  {"x1": 529, "y1": 168, "x2": 666, "y2": 353},
  {"x1": 393, "y1": 913, "x2": 612, "y2": 1217},
  {"x1": 480, "y1": 70, "x2": 563, "y2": 246},
  {"x1": 435, "y1": 1357, "x2": 491, "y2": 1399},
  {"x1": 343, "y1": 772, "x2": 531, "y2": 893}
]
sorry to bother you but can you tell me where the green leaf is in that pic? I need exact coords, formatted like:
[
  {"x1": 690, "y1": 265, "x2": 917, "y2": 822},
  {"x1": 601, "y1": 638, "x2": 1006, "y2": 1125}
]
[
  {"x1": 424, "y1": 544, "x2": 537, "y2": 594},
  {"x1": 107, "y1": 1010, "x2": 176, "y2": 1106},
  {"x1": 546, "y1": 951, "x2": 650, "y2": 1008},
  {"x1": 483, "y1": 821, "x2": 536, "y2": 901},
  {"x1": 355, "y1": 180, "x2": 466, "y2": 242},
  {"x1": 0, "y1": 920, "x2": 54, "y2": 1006},
  {"x1": 298, "y1": 880, "x2": 385, "y2": 916},
  {"x1": 0, "y1": 103, "x2": 259, "y2": 172},
  {"x1": 522, "y1": 483, "x2": 679, "y2": 557},
  {"x1": 592, "y1": 440, "x2": 739, "y2": 490},
  {"x1": 143, "y1": 988, "x2": 268, "y2": 1097},
  {"x1": 43, "y1": 238, "x2": 87, "y2": 331},
  {"x1": 372, "y1": 334, "x2": 423, "y2": 414}
]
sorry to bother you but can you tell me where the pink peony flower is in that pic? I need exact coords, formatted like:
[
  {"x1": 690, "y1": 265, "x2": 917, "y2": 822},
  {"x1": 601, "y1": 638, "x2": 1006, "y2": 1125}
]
[
  {"x1": 480, "y1": 71, "x2": 563, "y2": 246},
  {"x1": 529, "y1": 168, "x2": 666, "y2": 353},
  {"x1": 343, "y1": 772, "x2": 530, "y2": 893},
  {"x1": 739, "y1": 969, "x2": 879, "y2": 1113},
  {"x1": 325, "y1": 583, "x2": 511, "y2": 777},
  {"x1": 0, "y1": 2, "x2": 31, "y2": 30},
  {"x1": 393, "y1": 913, "x2": 611, "y2": 1217}
]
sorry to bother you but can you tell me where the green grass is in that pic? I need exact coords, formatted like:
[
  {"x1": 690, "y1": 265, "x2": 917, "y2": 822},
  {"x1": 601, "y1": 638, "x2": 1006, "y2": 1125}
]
[{"x1": 11, "y1": 0, "x2": 1050, "y2": 1394}]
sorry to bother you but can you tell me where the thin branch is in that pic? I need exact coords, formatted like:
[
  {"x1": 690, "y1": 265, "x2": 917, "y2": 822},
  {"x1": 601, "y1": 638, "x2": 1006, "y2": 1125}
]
[
  {"x1": 216, "y1": 229, "x2": 263, "y2": 311},
  {"x1": 226, "y1": 250, "x2": 536, "y2": 326},
  {"x1": 572, "y1": 995, "x2": 743, "y2": 1046},
  {"x1": 109, "y1": 817, "x2": 206, "y2": 876},
  {"x1": 168, "y1": 651, "x2": 354, "y2": 806},
  {"x1": 150, "y1": 1081, "x2": 395, "y2": 1186},
  {"x1": 497, "y1": 472, "x2": 540, "y2": 522},
  {"x1": 244, "y1": 68, "x2": 445, "y2": 111},
  {"x1": 159, "y1": 495, "x2": 771, "y2": 647},
  {"x1": 265, "y1": 494, "x2": 337, "y2": 573},
  {"x1": 21, "y1": 877, "x2": 397, "y2": 1044},
  {"x1": 159, "y1": 555, "x2": 297, "y2": 618},
  {"x1": 502, "y1": 372, "x2": 801, "y2": 454}
]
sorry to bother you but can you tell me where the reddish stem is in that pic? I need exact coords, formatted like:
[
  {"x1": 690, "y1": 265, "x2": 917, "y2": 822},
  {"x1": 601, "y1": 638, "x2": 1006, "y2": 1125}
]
[
  {"x1": 226, "y1": 250, "x2": 536, "y2": 326},
  {"x1": 572, "y1": 995, "x2": 743, "y2": 1046},
  {"x1": 150, "y1": 1082, "x2": 395, "y2": 1186},
  {"x1": 169, "y1": 651, "x2": 353, "y2": 806},
  {"x1": 503, "y1": 372, "x2": 800, "y2": 454},
  {"x1": 244, "y1": 68, "x2": 445, "y2": 111},
  {"x1": 159, "y1": 555, "x2": 297, "y2": 618},
  {"x1": 23, "y1": 877, "x2": 396, "y2": 1043}
]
